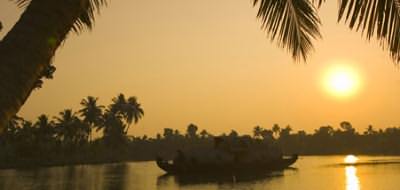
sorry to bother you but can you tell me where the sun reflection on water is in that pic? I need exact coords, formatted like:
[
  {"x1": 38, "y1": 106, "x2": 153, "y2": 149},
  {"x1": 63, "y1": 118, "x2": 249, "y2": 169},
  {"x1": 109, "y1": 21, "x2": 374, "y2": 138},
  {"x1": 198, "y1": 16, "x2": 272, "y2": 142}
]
[
  {"x1": 344, "y1": 155, "x2": 360, "y2": 190},
  {"x1": 345, "y1": 166, "x2": 360, "y2": 190}
]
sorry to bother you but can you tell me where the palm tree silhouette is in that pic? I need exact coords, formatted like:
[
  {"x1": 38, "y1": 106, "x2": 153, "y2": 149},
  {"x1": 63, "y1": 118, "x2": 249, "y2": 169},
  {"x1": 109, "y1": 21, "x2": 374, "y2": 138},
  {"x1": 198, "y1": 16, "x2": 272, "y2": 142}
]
[
  {"x1": 253, "y1": 126, "x2": 263, "y2": 139},
  {"x1": 34, "y1": 114, "x2": 55, "y2": 142},
  {"x1": 109, "y1": 94, "x2": 144, "y2": 134},
  {"x1": 54, "y1": 109, "x2": 87, "y2": 146},
  {"x1": 110, "y1": 94, "x2": 127, "y2": 113},
  {"x1": 100, "y1": 109, "x2": 126, "y2": 145},
  {"x1": 0, "y1": 0, "x2": 107, "y2": 130},
  {"x1": 79, "y1": 96, "x2": 104, "y2": 142},
  {"x1": 124, "y1": 96, "x2": 144, "y2": 134},
  {"x1": 1, "y1": 0, "x2": 400, "y2": 131}
]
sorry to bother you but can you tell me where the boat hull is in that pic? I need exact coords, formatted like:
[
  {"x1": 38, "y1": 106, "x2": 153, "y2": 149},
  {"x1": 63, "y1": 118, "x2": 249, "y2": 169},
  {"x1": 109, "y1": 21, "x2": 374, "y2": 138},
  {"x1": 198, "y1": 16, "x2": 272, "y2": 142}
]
[{"x1": 156, "y1": 155, "x2": 298, "y2": 175}]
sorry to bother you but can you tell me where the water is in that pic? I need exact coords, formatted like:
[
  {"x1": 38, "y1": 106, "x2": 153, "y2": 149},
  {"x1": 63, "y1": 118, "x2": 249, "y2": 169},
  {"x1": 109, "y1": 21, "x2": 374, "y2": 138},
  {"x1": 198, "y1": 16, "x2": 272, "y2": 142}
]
[{"x1": 1, "y1": 156, "x2": 400, "y2": 190}]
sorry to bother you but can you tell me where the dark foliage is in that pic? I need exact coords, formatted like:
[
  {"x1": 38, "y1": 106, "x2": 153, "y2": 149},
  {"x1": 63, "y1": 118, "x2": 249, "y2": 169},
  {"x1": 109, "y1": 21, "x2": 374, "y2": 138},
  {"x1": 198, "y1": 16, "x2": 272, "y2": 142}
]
[
  {"x1": 0, "y1": 93, "x2": 143, "y2": 168},
  {"x1": 1, "y1": 93, "x2": 400, "y2": 169}
]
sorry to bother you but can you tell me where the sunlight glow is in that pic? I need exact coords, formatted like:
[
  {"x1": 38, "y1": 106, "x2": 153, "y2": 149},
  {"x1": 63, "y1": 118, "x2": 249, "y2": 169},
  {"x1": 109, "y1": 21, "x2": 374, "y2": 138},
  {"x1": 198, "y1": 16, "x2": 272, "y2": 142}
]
[
  {"x1": 344, "y1": 155, "x2": 359, "y2": 164},
  {"x1": 323, "y1": 64, "x2": 361, "y2": 98},
  {"x1": 345, "y1": 166, "x2": 360, "y2": 190}
]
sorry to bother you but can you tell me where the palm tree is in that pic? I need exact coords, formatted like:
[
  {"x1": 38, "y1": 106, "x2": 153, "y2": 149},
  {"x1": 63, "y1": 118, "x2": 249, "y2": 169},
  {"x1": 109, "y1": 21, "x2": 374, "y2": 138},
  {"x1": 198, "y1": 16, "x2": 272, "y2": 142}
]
[
  {"x1": 34, "y1": 114, "x2": 55, "y2": 142},
  {"x1": 110, "y1": 94, "x2": 127, "y2": 114},
  {"x1": 54, "y1": 109, "x2": 87, "y2": 146},
  {"x1": 0, "y1": 0, "x2": 107, "y2": 130},
  {"x1": 100, "y1": 109, "x2": 126, "y2": 145},
  {"x1": 79, "y1": 96, "x2": 104, "y2": 141},
  {"x1": 109, "y1": 94, "x2": 144, "y2": 134},
  {"x1": 124, "y1": 96, "x2": 144, "y2": 134}
]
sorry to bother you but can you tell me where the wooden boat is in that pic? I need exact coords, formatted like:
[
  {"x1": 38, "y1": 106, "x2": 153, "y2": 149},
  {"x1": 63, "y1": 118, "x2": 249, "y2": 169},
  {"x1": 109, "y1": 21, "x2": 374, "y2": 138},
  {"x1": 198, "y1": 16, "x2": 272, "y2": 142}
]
[{"x1": 156, "y1": 154, "x2": 298, "y2": 175}]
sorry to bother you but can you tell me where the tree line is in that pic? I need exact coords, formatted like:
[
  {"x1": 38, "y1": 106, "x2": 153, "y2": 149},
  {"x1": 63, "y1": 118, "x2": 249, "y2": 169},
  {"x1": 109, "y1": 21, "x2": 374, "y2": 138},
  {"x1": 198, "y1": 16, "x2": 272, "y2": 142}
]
[
  {"x1": 2, "y1": 94, "x2": 400, "y2": 169},
  {"x1": 130, "y1": 122, "x2": 400, "y2": 160},
  {"x1": 0, "y1": 93, "x2": 144, "y2": 168}
]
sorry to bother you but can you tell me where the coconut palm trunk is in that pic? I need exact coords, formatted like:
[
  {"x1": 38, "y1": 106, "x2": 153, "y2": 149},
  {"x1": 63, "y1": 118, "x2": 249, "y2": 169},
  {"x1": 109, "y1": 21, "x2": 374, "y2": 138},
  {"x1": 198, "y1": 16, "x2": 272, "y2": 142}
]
[{"x1": 0, "y1": 0, "x2": 88, "y2": 131}]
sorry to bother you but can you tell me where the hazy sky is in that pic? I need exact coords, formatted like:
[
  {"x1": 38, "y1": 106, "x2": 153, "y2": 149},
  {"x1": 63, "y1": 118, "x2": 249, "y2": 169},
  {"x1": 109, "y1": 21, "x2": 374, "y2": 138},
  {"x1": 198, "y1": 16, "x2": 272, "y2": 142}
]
[{"x1": 1, "y1": 1, "x2": 400, "y2": 136}]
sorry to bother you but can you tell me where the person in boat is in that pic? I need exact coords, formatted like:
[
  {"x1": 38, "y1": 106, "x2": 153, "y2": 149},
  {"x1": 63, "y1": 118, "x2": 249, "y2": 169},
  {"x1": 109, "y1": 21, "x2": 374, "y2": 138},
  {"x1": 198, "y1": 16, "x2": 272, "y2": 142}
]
[{"x1": 173, "y1": 149, "x2": 186, "y2": 165}]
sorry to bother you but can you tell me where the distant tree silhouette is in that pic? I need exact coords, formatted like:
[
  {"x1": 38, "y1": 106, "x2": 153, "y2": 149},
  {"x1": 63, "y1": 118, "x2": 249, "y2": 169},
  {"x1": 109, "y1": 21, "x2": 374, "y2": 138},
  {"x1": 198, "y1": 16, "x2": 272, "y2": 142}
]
[
  {"x1": 280, "y1": 125, "x2": 292, "y2": 139},
  {"x1": 315, "y1": 125, "x2": 334, "y2": 137},
  {"x1": 34, "y1": 114, "x2": 55, "y2": 142},
  {"x1": 124, "y1": 96, "x2": 144, "y2": 134},
  {"x1": 163, "y1": 128, "x2": 174, "y2": 140},
  {"x1": 109, "y1": 94, "x2": 144, "y2": 134},
  {"x1": 229, "y1": 130, "x2": 239, "y2": 138},
  {"x1": 253, "y1": 126, "x2": 263, "y2": 139},
  {"x1": 54, "y1": 109, "x2": 88, "y2": 146},
  {"x1": 186, "y1": 124, "x2": 199, "y2": 139},
  {"x1": 79, "y1": 96, "x2": 104, "y2": 142},
  {"x1": 261, "y1": 129, "x2": 274, "y2": 141},
  {"x1": 340, "y1": 121, "x2": 356, "y2": 134},
  {"x1": 364, "y1": 125, "x2": 377, "y2": 135},
  {"x1": 100, "y1": 109, "x2": 126, "y2": 146},
  {"x1": 200, "y1": 129, "x2": 210, "y2": 139},
  {"x1": 174, "y1": 130, "x2": 182, "y2": 138},
  {"x1": 272, "y1": 124, "x2": 281, "y2": 139},
  {"x1": 156, "y1": 133, "x2": 162, "y2": 140}
]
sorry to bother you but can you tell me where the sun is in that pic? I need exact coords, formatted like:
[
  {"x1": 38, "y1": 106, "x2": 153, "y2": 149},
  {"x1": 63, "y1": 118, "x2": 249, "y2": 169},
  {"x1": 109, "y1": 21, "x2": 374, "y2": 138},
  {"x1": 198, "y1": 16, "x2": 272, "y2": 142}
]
[{"x1": 323, "y1": 64, "x2": 361, "y2": 98}]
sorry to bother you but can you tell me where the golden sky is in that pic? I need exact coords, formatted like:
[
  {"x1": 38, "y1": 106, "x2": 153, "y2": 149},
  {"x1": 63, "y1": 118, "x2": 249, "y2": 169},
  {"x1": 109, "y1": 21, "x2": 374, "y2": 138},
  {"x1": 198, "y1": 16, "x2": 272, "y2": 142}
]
[{"x1": 1, "y1": 0, "x2": 400, "y2": 136}]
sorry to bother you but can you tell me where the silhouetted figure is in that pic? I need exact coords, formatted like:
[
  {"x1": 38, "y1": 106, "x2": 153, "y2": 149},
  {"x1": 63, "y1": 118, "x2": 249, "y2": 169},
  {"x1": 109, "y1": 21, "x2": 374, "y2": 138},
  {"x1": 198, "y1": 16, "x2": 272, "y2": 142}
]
[{"x1": 173, "y1": 150, "x2": 186, "y2": 165}]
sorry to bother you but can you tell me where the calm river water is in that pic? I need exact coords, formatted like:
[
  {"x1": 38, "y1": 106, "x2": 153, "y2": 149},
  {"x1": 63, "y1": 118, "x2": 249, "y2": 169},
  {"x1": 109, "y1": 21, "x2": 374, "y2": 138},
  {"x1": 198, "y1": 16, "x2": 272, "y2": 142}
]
[{"x1": 1, "y1": 156, "x2": 400, "y2": 190}]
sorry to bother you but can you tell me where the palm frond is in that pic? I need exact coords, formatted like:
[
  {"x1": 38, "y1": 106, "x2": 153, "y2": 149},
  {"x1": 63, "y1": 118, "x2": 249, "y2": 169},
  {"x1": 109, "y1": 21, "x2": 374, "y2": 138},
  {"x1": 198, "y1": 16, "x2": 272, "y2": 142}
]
[
  {"x1": 253, "y1": 0, "x2": 322, "y2": 62},
  {"x1": 12, "y1": 0, "x2": 30, "y2": 7},
  {"x1": 72, "y1": 0, "x2": 108, "y2": 32},
  {"x1": 338, "y1": 0, "x2": 400, "y2": 62},
  {"x1": 12, "y1": 0, "x2": 107, "y2": 33},
  {"x1": 312, "y1": 0, "x2": 326, "y2": 8}
]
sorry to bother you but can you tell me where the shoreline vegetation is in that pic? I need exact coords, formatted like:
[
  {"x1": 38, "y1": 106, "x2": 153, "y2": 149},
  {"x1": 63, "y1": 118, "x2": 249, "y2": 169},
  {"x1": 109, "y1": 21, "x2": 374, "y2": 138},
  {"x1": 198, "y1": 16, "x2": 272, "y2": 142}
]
[{"x1": 2, "y1": 94, "x2": 400, "y2": 170}]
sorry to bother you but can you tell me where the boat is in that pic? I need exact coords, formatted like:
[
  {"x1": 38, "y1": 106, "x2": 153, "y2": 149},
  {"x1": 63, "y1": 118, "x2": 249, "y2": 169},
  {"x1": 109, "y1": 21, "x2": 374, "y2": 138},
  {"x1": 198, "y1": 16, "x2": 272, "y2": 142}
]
[{"x1": 156, "y1": 154, "x2": 298, "y2": 175}]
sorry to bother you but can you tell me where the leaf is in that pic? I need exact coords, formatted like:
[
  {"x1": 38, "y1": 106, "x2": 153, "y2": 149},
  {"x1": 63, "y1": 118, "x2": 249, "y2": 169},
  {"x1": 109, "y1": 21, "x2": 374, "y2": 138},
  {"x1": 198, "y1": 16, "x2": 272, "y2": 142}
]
[{"x1": 254, "y1": 0, "x2": 322, "y2": 62}]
